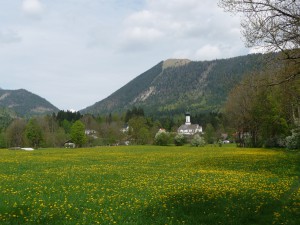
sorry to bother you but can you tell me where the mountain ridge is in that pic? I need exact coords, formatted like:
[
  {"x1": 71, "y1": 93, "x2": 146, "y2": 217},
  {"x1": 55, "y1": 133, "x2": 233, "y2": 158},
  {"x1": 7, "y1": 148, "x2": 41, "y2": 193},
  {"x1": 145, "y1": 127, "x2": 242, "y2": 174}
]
[
  {"x1": 1, "y1": 54, "x2": 265, "y2": 118},
  {"x1": 81, "y1": 53, "x2": 265, "y2": 116},
  {"x1": 0, "y1": 88, "x2": 59, "y2": 117}
]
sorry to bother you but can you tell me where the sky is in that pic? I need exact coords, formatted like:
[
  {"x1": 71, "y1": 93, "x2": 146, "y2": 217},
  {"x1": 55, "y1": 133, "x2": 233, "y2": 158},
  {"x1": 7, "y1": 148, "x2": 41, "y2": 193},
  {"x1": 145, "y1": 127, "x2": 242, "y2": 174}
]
[{"x1": 0, "y1": 0, "x2": 253, "y2": 111}]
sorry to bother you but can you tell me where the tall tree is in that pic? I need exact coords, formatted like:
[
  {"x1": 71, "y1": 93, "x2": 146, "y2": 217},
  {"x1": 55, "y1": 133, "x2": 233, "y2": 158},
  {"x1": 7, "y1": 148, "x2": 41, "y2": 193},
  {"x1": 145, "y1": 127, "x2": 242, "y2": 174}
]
[
  {"x1": 125, "y1": 107, "x2": 145, "y2": 122},
  {"x1": 225, "y1": 75, "x2": 260, "y2": 146},
  {"x1": 98, "y1": 120, "x2": 124, "y2": 146},
  {"x1": 56, "y1": 110, "x2": 82, "y2": 123},
  {"x1": 81, "y1": 114, "x2": 99, "y2": 131},
  {"x1": 70, "y1": 120, "x2": 86, "y2": 147},
  {"x1": 40, "y1": 115, "x2": 67, "y2": 147},
  {"x1": 25, "y1": 118, "x2": 43, "y2": 148},
  {"x1": 128, "y1": 116, "x2": 151, "y2": 144},
  {"x1": 225, "y1": 70, "x2": 292, "y2": 147},
  {"x1": 204, "y1": 123, "x2": 216, "y2": 144},
  {"x1": 5, "y1": 119, "x2": 26, "y2": 147},
  {"x1": 0, "y1": 108, "x2": 14, "y2": 132}
]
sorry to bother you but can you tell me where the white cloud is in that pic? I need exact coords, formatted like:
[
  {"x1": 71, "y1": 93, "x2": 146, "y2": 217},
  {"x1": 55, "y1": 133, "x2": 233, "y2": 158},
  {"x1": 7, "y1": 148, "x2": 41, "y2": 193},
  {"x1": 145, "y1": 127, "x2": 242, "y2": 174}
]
[
  {"x1": 147, "y1": 0, "x2": 206, "y2": 14},
  {"x1": 249, "y1": 46, "x2": 268, "y2": 54},
  {"x1": 126, "y1": 10, "x2": 155, "y2": 25},
  {"x1": 172, "y1": 45, "x2": 222, "y2": 61},
  {"x1": 22, "y1": 0, "x2": 43, "y2": 15},
  {"x1": 124, "y1": 27, "x2": 163, "y2": 41},
  {"x1": 120, "y1": 9, "x2": 165, "y2": 51},
  {"x1": 118, "y1": 0, "x2": 246, "y2": 59},
  {"x1": 195, "y1": 45, "x2": 222, "y2": 60},
  {"x1": 171, "y1": 49, "x2": 193, "y2": 59}
]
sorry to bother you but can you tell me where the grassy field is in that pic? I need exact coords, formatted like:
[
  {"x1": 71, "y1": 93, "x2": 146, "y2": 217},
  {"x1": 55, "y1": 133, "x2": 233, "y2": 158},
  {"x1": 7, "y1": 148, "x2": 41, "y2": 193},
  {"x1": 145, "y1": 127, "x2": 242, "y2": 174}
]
[{"x1": 0, "y1": 146, "x2": 299, "y2": 225}]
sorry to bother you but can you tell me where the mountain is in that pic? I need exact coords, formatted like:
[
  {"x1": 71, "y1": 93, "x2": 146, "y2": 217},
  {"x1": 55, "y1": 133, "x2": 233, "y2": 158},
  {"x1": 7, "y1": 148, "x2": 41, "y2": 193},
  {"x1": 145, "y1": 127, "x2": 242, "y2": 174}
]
[
  {"x1": 81, "y1": 54, "x2": 265, "y2": 116},
  {"x1": 0, "y1": 89, "x2": 59, "y2": 117}
]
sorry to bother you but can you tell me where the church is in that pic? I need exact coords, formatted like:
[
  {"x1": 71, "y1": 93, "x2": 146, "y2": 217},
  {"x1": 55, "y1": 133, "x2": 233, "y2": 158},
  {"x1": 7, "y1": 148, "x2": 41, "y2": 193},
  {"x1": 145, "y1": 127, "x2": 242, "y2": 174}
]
[{"x1": 177, "y1": 112, "x2": 203, "y2": 135}]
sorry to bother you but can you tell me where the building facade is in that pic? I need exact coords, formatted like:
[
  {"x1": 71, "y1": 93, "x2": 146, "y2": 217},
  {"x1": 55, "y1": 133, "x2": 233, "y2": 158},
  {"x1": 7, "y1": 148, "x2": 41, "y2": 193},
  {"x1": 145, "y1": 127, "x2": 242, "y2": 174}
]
[{"x1": 177, "y1": 112, "x2": 202, "y2": 135}]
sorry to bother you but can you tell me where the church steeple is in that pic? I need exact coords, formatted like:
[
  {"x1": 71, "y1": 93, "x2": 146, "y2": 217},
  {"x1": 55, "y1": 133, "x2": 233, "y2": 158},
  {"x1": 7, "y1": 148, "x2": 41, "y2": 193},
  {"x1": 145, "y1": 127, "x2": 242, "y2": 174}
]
[
  {"x1": 185, "y1": 112, "x2": 191, "y2": 125},
  {"x1": 178, "y1": 111, "x2": 203, "y2": 135}
]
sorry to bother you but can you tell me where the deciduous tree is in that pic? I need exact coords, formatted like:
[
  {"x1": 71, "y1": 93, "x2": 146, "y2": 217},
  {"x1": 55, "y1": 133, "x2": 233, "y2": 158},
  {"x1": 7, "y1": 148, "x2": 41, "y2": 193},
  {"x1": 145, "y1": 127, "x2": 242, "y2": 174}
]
[
  {"x1": 204, "y1": 123, "x2": 216, "y2": 144},
  {"x1": 154, "y1": 129, "x2": 170, "y2": 146},
  {"x1": 174, "y1": 133, "x2": 186, "y2": 146},
  {"x1": 219, "y1": 0, "x2": 300, "y2": 83},
  {"x1": 70, "y1": 120, "x2": 86, "y2": 147},
  {"x1": 225, "y1": 70, "x2": 292, "y2": 147},
  {"x1": 6, "y1": 119, "x2": 26, "y2": 147},
  {"x1": 128, "y1": 116, "x2": 151, "y2": 144},
  {"x1": 25, "y1": 118, "x2": 43, "y2": 148},
  {"x1": 191, "y1": 134, "x2": 206, "y2": 147}
]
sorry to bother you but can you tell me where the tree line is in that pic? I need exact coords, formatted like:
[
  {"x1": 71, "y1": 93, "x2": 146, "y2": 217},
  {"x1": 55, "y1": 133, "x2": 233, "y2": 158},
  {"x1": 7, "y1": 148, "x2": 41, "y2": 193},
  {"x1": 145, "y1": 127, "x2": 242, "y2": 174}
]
[
  {"x1": 0, "y1": 98, "x2": 299, "y2": 149},
  {"x1": 219, "y1": 0, "x2": 300, "y2": 149},
  {"x1": 0, "y1": 107, "x2": 230, "y2": 148}
]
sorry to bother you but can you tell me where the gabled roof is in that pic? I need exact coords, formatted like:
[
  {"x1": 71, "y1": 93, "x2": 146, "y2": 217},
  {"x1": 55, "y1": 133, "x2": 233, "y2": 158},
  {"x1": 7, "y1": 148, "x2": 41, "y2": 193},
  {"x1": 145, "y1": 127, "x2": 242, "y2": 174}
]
[
  {"x1": 64, "y1": 140, "x2": 74, "y2": 144},
  {"x1": 178, "y1": 124, "x2": 201, "y2": 130}
]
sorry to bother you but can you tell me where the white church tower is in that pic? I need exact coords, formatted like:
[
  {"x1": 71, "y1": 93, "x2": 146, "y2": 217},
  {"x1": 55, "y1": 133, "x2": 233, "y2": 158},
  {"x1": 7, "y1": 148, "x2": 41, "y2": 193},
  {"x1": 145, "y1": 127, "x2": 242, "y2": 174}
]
[
  {"x1": 178, "y1": 112, "x2": 203, "y2": 135},
  {"x1": 185, "y1": 112, "x2": 191, "y2": 125}
]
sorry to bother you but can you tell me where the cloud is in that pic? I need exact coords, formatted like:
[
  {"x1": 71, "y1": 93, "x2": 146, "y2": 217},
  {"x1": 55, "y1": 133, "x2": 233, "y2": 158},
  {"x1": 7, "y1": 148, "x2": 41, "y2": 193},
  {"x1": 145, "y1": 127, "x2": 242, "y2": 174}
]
[
  {"x1": 119, "y1": 10, "x2": 164, "y2": 51},
  {"x1": 118, "y1": 0, "x2": 246, "y2": 59},
  {"x1": 0, "y1": 29, "x2": 22, "y2": 44},
  {"x1": 172, "y1": 45, "x2": 222, "y2": 61},
  {"x1": 195, "y1": 45, "x2": 222, "y2": 60},
  {"x1": 249, "y1": 46, "x2": 268, "y2": 54},
  {"x1": 22, "y1": 0, "x2": 43, "y2": 15},
  {"x1": 124, "y1": 27, "x2": 163, "y2": 42}
]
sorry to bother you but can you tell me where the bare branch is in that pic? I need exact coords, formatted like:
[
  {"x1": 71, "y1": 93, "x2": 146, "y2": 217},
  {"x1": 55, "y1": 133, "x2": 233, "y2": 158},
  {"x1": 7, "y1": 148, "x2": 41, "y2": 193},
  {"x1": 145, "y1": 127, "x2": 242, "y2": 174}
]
[{"x1": 219, "y1": 0, "x2": 300, "y2": 84}]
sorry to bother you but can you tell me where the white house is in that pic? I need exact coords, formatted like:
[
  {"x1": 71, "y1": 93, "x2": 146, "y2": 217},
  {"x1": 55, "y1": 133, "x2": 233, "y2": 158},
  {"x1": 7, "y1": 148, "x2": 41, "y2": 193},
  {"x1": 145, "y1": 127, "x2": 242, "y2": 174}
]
[
  {"x1": 177, "y1": 112, "x2": 202, "y2": 135},
  {"x1": 121, "y1": 124, "x2": 129, "y2": 133},
  {"x1": 85, "y1": 129, "x2": 98, "y2": 139},
  {"x1": 64, "y1": 140, "x2": 76, "y2": 148}
]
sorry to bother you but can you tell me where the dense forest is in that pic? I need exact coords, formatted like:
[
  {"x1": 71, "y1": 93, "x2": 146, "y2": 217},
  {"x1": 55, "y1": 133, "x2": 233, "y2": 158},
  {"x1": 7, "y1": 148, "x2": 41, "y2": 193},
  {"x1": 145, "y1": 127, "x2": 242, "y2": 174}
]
[
  {"x1": 81, "y1": 54, "x2": 265, "y2": 116},
  {"x1": 0, "y1": 92, "x2": 299, "y2": 149}
]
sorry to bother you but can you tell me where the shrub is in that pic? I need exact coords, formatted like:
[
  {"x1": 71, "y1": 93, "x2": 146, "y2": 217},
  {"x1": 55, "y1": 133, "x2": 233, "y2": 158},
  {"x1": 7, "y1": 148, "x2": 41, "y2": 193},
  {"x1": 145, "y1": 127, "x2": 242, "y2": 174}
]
[
  {"x1": 174, "y1": 133, "x2": 186, "y2": 146},
  {"x1": 286, "y1": 128, "x2": 300, "y2": 150},
  {"x1": 191, "y1": 134, "x2": 206, "y2": 147},
  {"x1": 154, "y1": 130, "x2": 170, "y2": 146},
  {"x1": 264, "y1": 136, "x2": 286, "y2": 148}
]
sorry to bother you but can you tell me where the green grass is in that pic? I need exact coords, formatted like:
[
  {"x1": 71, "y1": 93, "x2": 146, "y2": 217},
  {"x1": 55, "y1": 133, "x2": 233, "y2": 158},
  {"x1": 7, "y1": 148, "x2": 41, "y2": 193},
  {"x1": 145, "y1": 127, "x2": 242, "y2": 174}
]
[{"x1": 0, "y1": 146, "x2": 299, "y2": 225}]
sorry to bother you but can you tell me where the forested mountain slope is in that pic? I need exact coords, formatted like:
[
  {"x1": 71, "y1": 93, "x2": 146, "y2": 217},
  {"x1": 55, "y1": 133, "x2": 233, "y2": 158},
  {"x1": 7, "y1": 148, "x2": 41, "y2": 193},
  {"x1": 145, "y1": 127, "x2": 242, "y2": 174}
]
[
  {"x1": 82, "y1": 54, "x2": 265, "y2": 116},
  {"x1": 0, "y1": 89, "x2": 59, "y2": 117}
]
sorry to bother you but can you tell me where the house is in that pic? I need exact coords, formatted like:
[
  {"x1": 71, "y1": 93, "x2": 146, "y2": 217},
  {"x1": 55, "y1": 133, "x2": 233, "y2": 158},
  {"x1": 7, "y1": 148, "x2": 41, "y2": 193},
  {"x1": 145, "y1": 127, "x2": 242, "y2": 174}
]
[
  {"x1": 85, "y1": 129, "x2": 97, "y2": 135},
  {"x1": 64, "y1": 140, "x2": 76, "y2": 148},
  {"x1": 85, "y1": 129, "x2": 98, "y2": 139},
  {"x1": 121, "y1": 124, "x2": 129, "y2": 133},
  {"x1": 177, "y1": 112, "x2": 202, "y2": 135}
]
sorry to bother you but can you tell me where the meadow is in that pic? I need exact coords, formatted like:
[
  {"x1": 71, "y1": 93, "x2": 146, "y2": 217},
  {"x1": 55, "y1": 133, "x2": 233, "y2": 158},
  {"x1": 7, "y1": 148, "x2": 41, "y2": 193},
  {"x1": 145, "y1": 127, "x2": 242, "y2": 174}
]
[{"x1": 0, "y1": 146, "x2": 299, "y2": 225}]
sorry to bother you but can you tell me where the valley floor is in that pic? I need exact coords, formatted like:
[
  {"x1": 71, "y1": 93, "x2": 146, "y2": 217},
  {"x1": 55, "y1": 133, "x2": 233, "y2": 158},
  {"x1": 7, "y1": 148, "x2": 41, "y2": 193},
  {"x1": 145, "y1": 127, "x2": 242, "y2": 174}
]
[{"x1": 0, "y1": 146, "x2": 299, "y2": 225}]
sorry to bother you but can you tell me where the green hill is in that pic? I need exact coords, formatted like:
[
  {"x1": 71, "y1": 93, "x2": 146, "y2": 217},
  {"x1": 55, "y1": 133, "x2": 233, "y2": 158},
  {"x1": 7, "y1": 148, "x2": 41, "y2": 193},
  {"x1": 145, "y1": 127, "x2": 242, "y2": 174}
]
[
  {"x1": 81, "y1": 54, "x2": 264, "y2": 116},
  {"x1": 0, "y1": 89, "x2": 59, "y2": 117}
]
